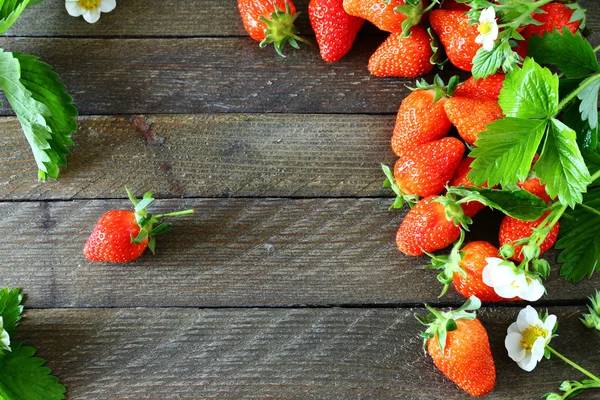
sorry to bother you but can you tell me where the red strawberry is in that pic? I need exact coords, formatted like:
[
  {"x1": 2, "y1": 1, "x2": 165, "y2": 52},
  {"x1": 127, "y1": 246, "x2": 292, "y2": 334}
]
[
  {"x1": 499, "y1": 211, "x2": 560, "y2": 262},
  {"x1": 396, "y1": 196, "x2": 461, "y2": 256},
  {"x1": 419, "y1": 297, "x2": 496, "y2": 397},
  {"x1": 368, "y1": 25, "x2": 434, "y2": 78},
  {"x1": 518, "y1": 177, "x2": 552, "y2": 202},
  {"x1": 443, "y1": 97, "x2": 503, "y2": 145},
  {"x1": 309, "y1": 0, "x2": 364, "y2": 62},
  {"x1": 342, "y1": 0, "x2": 429, "y2": 33},
  {"x1": 237, "y1": 0, "x2": 309, "y2": 56},
  {"x1": 394, "y1": 137, "x2": 465, "y2": 198},
  {"x1": 84, "y1": 189, "x2": 195, "y2": 263},
  {"x1": 455, "y1": 74, "x2": 505, "y2": 101},
  {"x1": 430, "y1": 9, "x2": 481, "y2": 71},
  {"x1": 449, "y1": 158, "x2": 486, "y2": 217},
  {"x1": 441, "y1": 0, "x2": 469, "y2": 12},
  {"x1": 391, "y1": 75, "x2": 457, "y2": 156}
]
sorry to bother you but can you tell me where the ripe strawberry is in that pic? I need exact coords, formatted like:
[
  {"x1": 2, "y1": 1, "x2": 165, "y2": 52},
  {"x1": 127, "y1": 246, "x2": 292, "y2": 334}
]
[
  {"x1": 84, "y1": 189, "x2": 195, "y2": 263},
  {"x1": 238, "y1": 0, "x2": 309, "y2": 56},
  {"x1": 443, "y1": 97, "x2": 503, "y2": 145},
  {"x1": 454, "y1": 74, "x2": 505, "y2": 102},
  {"x1": 396, "y1": 196, "x2": 461, "y2": 256},
  {"x1": 441, "y1": 0, "x2": 469, "y2": 12},
  {"x1": 518, "y1": 176, "x2": 552, "y2": 202},
  {"x1": 368, "y1": 25, "x2": 434, "y2": 78},
  {"x1": 430, "y1": 9, "x2": 480, "y2": 71},
  {"x1": 499, "y1": 211, "x2": 560, "y2": 263},
  {"x1": 418, "y1": 297, "x2": 496, "y2": 396},
  {"x1": 342, "y1": 0, "x2": 429, "y2": 33},
  {"x1": 309, "y1": 0, "x2": 364, "y2": 62},
  {"x1": 391, "y1": 75, "x2": 457, "y2": 156},
  {"x1": 394, "y1": 137, "x2": 465, "y2": 197},
  {"x1": 449, "y1": 158, "x2": 486, "y2": 217}
]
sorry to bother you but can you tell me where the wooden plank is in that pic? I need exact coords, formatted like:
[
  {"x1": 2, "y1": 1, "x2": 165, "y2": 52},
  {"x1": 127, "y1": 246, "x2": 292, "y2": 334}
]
[
  {"x1": 1, "y1": 198, "x2": 598, "y2": 308},
  {"x1": 16, "y1": 306, "x2": 600, "y2": 399},
  {"x1": 5, "y1": 0, "x2": 599, "y2": 38},
  {"x1": 0, "y1": 114, "x2": 396, "y2": 200}
]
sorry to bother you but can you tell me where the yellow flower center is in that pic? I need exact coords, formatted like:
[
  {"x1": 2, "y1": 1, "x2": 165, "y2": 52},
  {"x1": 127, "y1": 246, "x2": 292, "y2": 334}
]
[
  {"x1": 78, "y1": 0, "x2": 101, "y2": 10},
  {"x1": 520, "y1": 324, "x2": 548, "y2": 353},
  {"x1": 478, "y1": 21, "x2": 493, "y2": 36}
]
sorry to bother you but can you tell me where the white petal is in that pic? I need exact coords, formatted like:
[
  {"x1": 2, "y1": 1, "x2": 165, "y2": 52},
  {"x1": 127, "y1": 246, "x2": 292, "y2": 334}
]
[
  {"x1": 518, "y1": 353, "x2": 539, "y2": 372},
  {"x1": 479, "y1": 6, "x2": 495, "y2": 22},
  {"x1": 83, "y1": 8, "x2": 101, "y2": 23},
  {"x1": 531, "y1": 337, "x2": 547, "y2": 362},
  {"x1": 490, "y1": 22, "x2": 499, "y2": 40},
  {"x1": 65, "y1": 2, "x2": 84, "y2": 16},
  {"x1": 543, "y1": 315, "x2": 557, "y2": 333},
  {"x1": 484, "y1": 263, "x2": 517, "y2": 287},
  {"x1": 475, "y1": 34, "x2": 485, "y2": 45},
  {"x1": 505, "y1": 332, "x2": 526, "y2": 362},
  {"x1": 483, "y1": 37, "x2": 495, "y2": 51},
  {"x1": 100, "y1": 0, "x2": 116, "y2": 13},
  {"x1": 494, "y1": 284, "x2": 522, "y2": 299},
  {"x1": 507, "y1": 321, "x2": 521, "y2": 335},
  {"x1": 517, "y1": 306, "x2": 539, "y2": 331},
  {"x1": 520, "y1": 278, "x2": 545, "y2": 302}
]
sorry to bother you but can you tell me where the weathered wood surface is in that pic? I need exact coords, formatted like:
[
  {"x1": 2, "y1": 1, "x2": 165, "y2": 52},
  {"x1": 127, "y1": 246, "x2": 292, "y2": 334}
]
[
  {"x1": 1, "y1": 198, "x2": 597, "y2": 308},
  {"x1": 17, "y1": 306, "x2": 600, "y2": 399},
  {"x1": 0, "y1": 114, "x2": 396, "y2": 200}
]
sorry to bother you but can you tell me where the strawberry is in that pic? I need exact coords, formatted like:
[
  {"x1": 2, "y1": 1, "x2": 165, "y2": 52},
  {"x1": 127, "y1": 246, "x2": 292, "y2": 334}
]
[
  {"x1": 454, "y1": 74, "x2": 505, "y2": 101},
  {"x1": 499, "y1": 211, "x2": 560, "y2": 263},
  {"x1": 396, "y1": 196, "x2": 462, "y2": 256},
  {"x1": 84, "y1": 189, "x2": 195, "y2": 263},
  {"x1": 427, "y1": 232, "x2": 517, "y2": 301},
  {"x1": 309, "y1": 0, "x2": 364, "y2": 62},
  {"x1": 443, "y1": 97, "x2": 503, "y2": 145},
  {"x1": 430, "y1": 9, "x2": 480, "y2": 71},
  {"x1": 518, "y1": 176, "x2": 552, "y2": 202},
  {"x1": 394, "y1": 137, "x2": 465, "y2": 198},
  {"x1": 441, "y1": 0, "x2": 469, "y2": 12},
  {"x1": 449, "y1": 158, "x2": 486, "y2": 217},
  {"x1": 342, "y1": 0, "x2": 429, "y2": 33},
  {"x1": 368, "y1": 25, "x2": 434, "y2": 78},
  {"x1": 238, "y1": 0, "x2": 309, "y2": 56},
  {"x1": 418, "y1": 297, "x2": 496, "y2": 396},
  {"x1": 391, "y1": 75, "x2": 457, "y2": 156}
]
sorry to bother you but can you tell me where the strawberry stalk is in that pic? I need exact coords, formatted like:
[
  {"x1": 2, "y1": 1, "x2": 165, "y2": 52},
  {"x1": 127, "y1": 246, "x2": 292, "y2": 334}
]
[
  {"x1": 424, "y1": 230, "x2": 467, "y2": 297},
  {"x1": 394, "y1": 0, "x2": 441, "y2": 39},
  {"x1": 259, "y1": 2, "x2": 312, "y2": 57}
]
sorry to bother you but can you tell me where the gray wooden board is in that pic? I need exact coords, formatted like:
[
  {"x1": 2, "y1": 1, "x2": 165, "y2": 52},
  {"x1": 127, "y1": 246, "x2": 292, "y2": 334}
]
[
  {"x1": 0, "y1": 114, "x2": 397, "y2": 200},
  {"x1": 16, "y1": 306, "x2": 600, "y2": 399},
  {"x1": 1, "y1": 198, "x2": 597, "y2": 308}
]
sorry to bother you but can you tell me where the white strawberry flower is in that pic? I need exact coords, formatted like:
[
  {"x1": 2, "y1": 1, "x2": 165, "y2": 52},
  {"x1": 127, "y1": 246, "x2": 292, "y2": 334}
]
[
  {"x1": 65, "y1": 0, "x2": 116, "y2": 24},
  {"x1": 505, "y1": 306, "x2": 556, "y2": 371},
  {"x1": 482, "y1": 257, "x2": 545, "y2": 302},
  {"x1": 475, "y1": 6, "x2": 499, "y2": 51},
  {"x1": 0, "y1": 317, "x2": 10, "y2": 352}
]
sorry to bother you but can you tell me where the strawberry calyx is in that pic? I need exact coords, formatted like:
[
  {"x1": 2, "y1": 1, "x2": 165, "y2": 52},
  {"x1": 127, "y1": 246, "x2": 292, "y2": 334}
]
[
  {"x1": 424, "y1": 230, "x2": 468, "y2": 297},
  {"x1": 381, "y1": 163, "x2": 419, "y2": 210},
  {"x1": 428, "y1": 26, "x2": 448, "y2": 68},
  {"x1": 416, "y1": 295, "x2": 481, "y2": 355},
  {"x1": 258, "y1": 2, "x2": 312, "y2": 57},
  {"x1": 431, "y1": 193, "x2": 473, "y2": 230},
  {"x1": 410, "y1": 74, "x2": 459, "y2": 103},
  {"x1": 126, "y1": 188, "x2": 195, "y2": 254},
  {"x1": 395, "y1": 0, "x2": 441, "y2": 38}
]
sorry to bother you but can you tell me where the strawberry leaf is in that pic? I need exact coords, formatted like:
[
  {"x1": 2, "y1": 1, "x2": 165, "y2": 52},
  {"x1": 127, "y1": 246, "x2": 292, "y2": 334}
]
[
  {"x1": 0, "y1": 0, "x2": 34, "y2": 35},
  {"x1": 576, "y1": 77, "x2": 600, "y2": 130},
  {"x1": 527, "y1": 28, "x2": 600, "y2": 79},
  {"x1": 556, "y1": 187, "x2": 600, "y2": 282},
  {"x1": 535, "y1": 118, "x2": 590, "y2": 208},
  {"x1": 0, "y1": 341, "x2": 66, "y2": 400},
  {"x1": 0, "y1": 287, "x2": 23, "y2": 337}
]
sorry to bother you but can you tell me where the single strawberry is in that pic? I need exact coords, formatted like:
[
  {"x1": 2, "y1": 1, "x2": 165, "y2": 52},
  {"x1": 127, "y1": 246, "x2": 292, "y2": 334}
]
[
  {"x1": 443, "y1": 97, "x2": 503, "y2": 145},
  {"x1": 454, "y1": 74, "x2": 505, "y2": 101},
  {"x1": 499, "y1": 211, "x2": 560, "y2": 263},
  {"x1": 309, "y1": 0, "x2": 365, "y2": 62},
  {"x1": 84, "y1": 189, "x2": 195, "y2": 263},
  {"x1": 449, "y1": 158, "x2": 486, "y2": 217},
  {"x1": 368, "y1": 25, "x2": 434, "y2": 78},
  {"x1": 394, "y1": 137, "x2": 465, "y2": 199},
  {"x1": 391, "y1": 75, "x2": 458, "y2": 156},
  {"x1": 430, "y1": 9, "x2": 480, "y2": 71},
  {"x1": 396, "y1": 196, "x2": 462, "y2": 256},
  {"x1": 238, "y1": 0, "x2": 310, "y2": 56},
  {"x1": 418, "y1": 296, "x2": 496, "y2": 396},
  {"x1": 518, "y1": 176, "x2": 552, "y2": 202},
  {"x1": 427, "y1": 232, "x2": 517, "y2": 301},
  {"x1": 342, "y1": 0, "x2": 429, "y2": 33}
]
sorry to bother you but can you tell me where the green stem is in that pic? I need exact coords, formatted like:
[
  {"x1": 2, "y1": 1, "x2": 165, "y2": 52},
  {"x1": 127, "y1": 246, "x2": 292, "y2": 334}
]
[
  {"x1": 580, "y1": 203, "x2": 600, "y2": 218},
  {"x1": 547, "y1": 346, "x2": 600, "y2": 384},
  {"x1": 534, "y1": 204, "x2": 567, "y2": 247},
  {"x1": 154, "y1": 209, "x2": 196, "y2": 219},
  {"x1": 594, "y1": 44, "x2": 600, "y2": 53},
  {"x1": 557, "y1": 74, "x2": 600, "y2": 113},
  {"x1": 591, "y1": 169, "x2": 600, "y2": 183}
]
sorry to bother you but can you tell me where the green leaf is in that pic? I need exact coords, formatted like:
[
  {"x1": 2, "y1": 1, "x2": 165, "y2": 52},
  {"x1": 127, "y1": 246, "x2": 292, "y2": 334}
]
[
  {"x1": 536, "y1": 118, "x2": 591, "y2": 208},
  {"x1": 527, "y1": 28, "x2": 600, "y2": 78},
  {"x1": 26, "y1": 0, "x2": 45, "y2": 7},
  {"x1": 0, "y1": 51, "x2": 77, "y2": 181},
  {"x1": 556, "y1": 188, "x2": 600, "y2": 282},
  {"x1": 447, "y1": 187, "x2": 548, "y2": 220},
  {"x1": 0, "y1": 0, "x2": 30, "y2": 35},
  {"x1": 577, "y1": 76, "x2": 600, "y2": 130},
  {"x1": 583, "y1": 151, "x2": 600, "y2": 184},
  {"x1": 469, "y1": 117, "x2": 547, "y2": 188},
  {"x1": 499, "y1": 57, "x2": 559, "y2": 119},
  {"x1": 561, "y1": 99, "x2": 598, "y2": 152},
  {"x1": 0, "y1": 287, "x2": 23, "y2": 337},
  {"x1": 0, "y1": 341, "x2": 66, "y2": 400},
  {"x1": 472, "y1": 43, "x2": 503, "y2": 80}
]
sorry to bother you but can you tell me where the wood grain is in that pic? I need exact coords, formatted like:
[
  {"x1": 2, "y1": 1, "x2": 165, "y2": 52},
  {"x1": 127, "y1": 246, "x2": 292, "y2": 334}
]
[
  {"x1": 17, "y1": 306, "x2": 600, "y2": 399},
  {"x1": 0, "y1": 114, "x2": 396, "y2": 200},
  {"x1": 1, "y1": 198, "x2": 598, "y2": 308}
]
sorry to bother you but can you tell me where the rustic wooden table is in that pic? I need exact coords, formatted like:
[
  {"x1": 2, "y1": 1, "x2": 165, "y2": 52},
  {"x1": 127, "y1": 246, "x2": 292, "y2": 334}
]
[{"x1": 0, "y1": 0, "x2": 599, "y2": 398}]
